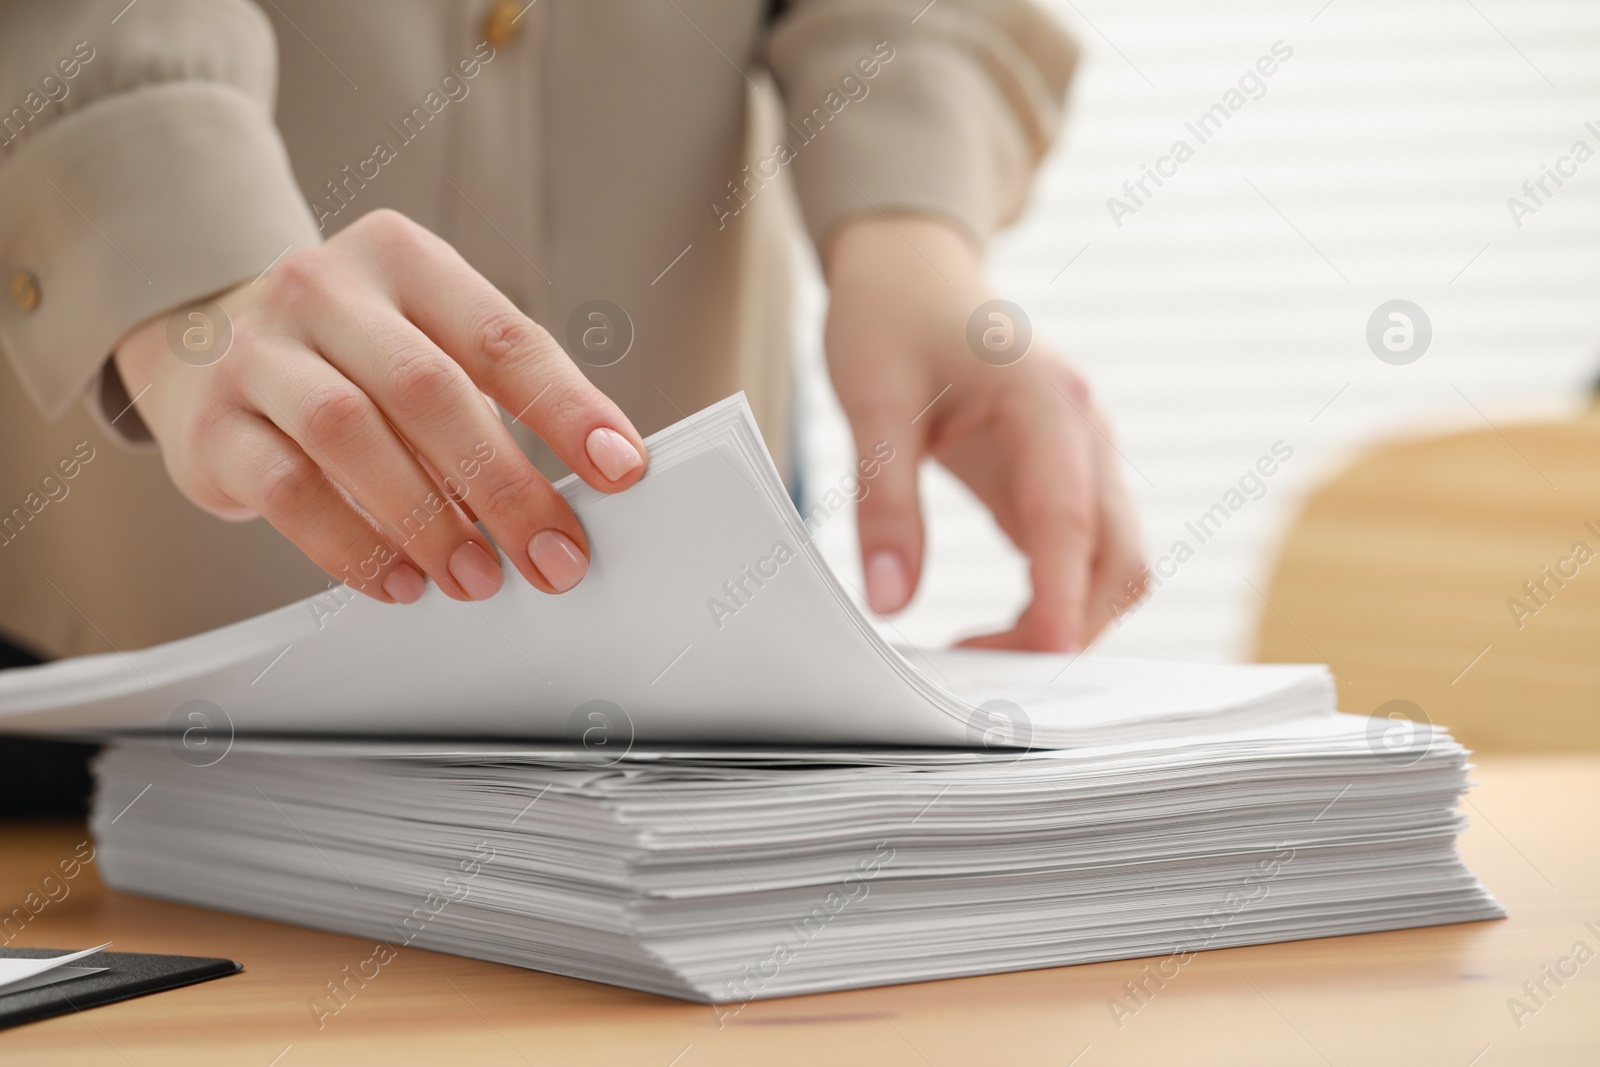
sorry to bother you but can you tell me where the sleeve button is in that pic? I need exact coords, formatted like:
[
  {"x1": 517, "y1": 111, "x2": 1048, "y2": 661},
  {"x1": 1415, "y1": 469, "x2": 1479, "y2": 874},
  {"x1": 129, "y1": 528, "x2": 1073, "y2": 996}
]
[
  {"x1": 482, "y1": 0, "x2": 523, "y2": 46},
  {"x1": 10, "y1": 270, "x2": 40, "y2": 312}
]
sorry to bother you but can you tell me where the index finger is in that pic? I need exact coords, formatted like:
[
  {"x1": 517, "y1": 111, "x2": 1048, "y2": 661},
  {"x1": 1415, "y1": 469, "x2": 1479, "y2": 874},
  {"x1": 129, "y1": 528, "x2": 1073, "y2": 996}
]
[{"x1": 348, "y1": 211, "x2": 649, "y2": 492}]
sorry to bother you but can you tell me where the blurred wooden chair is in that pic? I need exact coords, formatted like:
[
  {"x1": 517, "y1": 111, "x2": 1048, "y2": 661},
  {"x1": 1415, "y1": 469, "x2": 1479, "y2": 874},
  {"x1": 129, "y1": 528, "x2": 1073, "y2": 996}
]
[{"x1": 1254, "y1": 408, "x2": 1600, "y2": 751}]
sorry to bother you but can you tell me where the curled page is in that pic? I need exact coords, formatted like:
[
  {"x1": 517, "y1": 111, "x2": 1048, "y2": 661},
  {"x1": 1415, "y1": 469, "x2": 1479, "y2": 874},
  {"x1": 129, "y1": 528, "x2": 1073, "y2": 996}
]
[{"x1": 0, "y1": 395, "x2": 1332, "y2": 748}]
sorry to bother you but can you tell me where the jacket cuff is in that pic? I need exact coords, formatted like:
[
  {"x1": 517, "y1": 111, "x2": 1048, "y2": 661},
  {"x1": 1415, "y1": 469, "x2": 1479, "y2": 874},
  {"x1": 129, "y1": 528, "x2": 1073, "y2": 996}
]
[
  {"x1": 767, "y1": 6, "x2": 1076, "y2": 252},
  {"x1": 84, "y1": 358, "x2": 158, "y2": 450},
  {"x1": 0, "y1": 80, "x2": 319, "y2": 430}
]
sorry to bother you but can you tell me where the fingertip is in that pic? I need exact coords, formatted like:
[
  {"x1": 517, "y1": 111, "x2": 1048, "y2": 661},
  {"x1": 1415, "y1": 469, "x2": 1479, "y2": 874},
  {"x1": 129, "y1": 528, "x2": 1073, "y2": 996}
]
[
  {"x1": 584, "y1": 426, "x2": 647, "y2": 487},
  {"x1": 1039, "y1": 619, "x2": 1086, "y2": 655},
  {"x1": 447, "y1": 540, "x2": 505, "y2": 600},
  {"x1": 865, "y1": 549, "x2": 912, "y2": 614},
  {"x1": 382, "y1": 563, "x2": 427, "y2": 605},
  {"x1": 1019, "y1": 607, "x2": 1082, "y2": 654},
  {"x1": 955, "y1": 626, "x2": 1039, "y2": 651},
  {"x1": 528, "y1": 529, "x2": 588, "y2": 593},
  {"x1": 966, "y1": 609, "x2": 1084, "y2": 653}
]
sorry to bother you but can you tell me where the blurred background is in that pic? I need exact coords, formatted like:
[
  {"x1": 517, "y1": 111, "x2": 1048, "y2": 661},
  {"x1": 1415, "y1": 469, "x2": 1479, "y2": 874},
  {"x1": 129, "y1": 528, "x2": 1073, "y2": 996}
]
[{"x1": 798, "y1": 0, "x2": 1600, "y2": 747}]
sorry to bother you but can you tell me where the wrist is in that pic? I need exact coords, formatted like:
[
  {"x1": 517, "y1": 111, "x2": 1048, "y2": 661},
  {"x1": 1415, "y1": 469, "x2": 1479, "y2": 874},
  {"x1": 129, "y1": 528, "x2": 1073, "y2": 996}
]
[
  {"x1": 112, "y1": 279, "x2": 253, "y2": 435},
  {"x1": 111, "y1": 311, "x2": 169, "y2": 404},
  {"x1": 823, "y1": 212, "x2": 984, "y2": 290},
  {"x1": 114, "y1": 279, "x2": 251, "y2": 388}
]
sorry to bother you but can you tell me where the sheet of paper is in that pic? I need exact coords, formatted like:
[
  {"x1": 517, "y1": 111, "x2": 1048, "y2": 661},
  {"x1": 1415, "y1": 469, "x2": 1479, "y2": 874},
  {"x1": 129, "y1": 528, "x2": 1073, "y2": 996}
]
[
  {"x1": 0, "y1": 395, "x2": 1330, "y2": 748},
  {"x1": 0, "y1": 944, "x2": 110, "y2": 995},
  {"x1": 0, "y1": 966, "x2": 109, "y2": 995}
]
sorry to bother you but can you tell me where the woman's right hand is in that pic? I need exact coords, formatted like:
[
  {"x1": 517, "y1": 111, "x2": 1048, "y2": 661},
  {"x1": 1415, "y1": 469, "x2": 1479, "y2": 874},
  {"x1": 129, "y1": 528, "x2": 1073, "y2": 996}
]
[{"x1": 112, "y1": 209, "x2": 649, "y2": 605}]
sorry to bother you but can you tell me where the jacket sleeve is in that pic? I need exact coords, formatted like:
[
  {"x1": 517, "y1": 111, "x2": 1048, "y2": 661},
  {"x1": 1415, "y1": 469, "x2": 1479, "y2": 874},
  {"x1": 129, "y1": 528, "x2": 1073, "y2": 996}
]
[
  {"x1": 0, "y1": 0, "x2": 320, "y2": 441},
  {"x1": 764, "y1": 0, "x2": 1077, "y2": 252}
]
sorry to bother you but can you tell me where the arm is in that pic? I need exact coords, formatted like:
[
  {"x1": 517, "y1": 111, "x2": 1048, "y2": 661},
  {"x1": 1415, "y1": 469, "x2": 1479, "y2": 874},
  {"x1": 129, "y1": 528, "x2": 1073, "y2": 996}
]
[
  {"x1": 767, "y1": 0, "x2": 1146, "y2": 650},
  {"x1": 0, "y1": 1, "x2": 647, "y2": 603},
  {"x1": 0, "y1": 0, "x2": 318, "y2": 437}
]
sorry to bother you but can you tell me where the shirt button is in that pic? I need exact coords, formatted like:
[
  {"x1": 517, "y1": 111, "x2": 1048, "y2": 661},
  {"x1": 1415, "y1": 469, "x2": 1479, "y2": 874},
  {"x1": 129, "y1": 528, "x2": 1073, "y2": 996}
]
[
  {"x1": 482, "y1": 0, "x2": 524, "y2": 46},
  {"x1": 10, "y1": 270, "x2": 40, "y2": 312}
]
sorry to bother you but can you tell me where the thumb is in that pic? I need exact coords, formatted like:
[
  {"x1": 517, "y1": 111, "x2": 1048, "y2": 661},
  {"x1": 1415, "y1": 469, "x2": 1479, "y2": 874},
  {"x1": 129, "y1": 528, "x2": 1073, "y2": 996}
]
[{"x1": 847, "y1": 418, "x2": 923, "y2": 615}]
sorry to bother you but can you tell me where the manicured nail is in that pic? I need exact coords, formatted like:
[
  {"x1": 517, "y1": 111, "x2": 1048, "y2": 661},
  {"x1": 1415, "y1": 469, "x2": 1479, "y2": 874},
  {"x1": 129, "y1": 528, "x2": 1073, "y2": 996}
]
[
  {"x1": 448, "y1": 540, "x2": 504, "y2": 600},
  {"x1": 382, "y1": 563, "x2": 426, "y2": 604},
  {"x1": 585, "y1": 427, "x2": 643, "y2": 482},
  {"x1": 865, "y1": 550, "x2": 910, "y2": 614},
  {"x1": 528, "y1": 530, "x2": 588, "y2": 593}
]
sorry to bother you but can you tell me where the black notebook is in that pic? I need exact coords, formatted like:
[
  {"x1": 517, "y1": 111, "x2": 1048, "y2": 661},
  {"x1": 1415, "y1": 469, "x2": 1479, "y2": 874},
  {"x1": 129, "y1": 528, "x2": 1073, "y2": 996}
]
[{"x1": 0, "y1": 948, "x2": 240, "y2": 1029}]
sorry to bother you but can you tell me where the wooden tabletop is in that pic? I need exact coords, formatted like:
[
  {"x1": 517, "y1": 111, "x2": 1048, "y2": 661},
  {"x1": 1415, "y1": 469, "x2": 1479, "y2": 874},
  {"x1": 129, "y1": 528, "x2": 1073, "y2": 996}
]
[{"x1": 2, "y1": 754, "x2": 1596, "y2": 1066}]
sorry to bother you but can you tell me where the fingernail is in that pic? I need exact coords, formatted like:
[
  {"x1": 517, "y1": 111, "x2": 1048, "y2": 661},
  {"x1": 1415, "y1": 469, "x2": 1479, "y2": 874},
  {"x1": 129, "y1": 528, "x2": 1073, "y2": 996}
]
[
  {"x1": 586, "y1": 427, "x2": 643, "y2": 482},
  {"x1": 448, "y1": 540, "x2": 504, "y2": 600},
  {"x1": 382, "y1": 563, "x2": 426, "y2": 605},
  {"x1": 865, "y1": 550, "x2": 910, "y2": 614},
  {"x1": 528, "y1": 529, "x2": 588, "y2": 593}
]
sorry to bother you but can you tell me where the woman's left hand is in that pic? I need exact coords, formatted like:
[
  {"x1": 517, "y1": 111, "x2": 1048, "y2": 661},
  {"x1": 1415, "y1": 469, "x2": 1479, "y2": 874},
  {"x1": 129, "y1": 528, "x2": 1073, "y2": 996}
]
[{"x1": 823, "y1": 215, "x2": 1148, "y2": 652}]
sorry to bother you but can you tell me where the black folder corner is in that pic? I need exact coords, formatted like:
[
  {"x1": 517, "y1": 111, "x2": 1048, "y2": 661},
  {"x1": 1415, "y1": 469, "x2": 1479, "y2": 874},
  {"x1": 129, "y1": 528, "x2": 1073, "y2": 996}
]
[{"x1": 0, "y1": 948, "x2": 241, "y2": 1029}]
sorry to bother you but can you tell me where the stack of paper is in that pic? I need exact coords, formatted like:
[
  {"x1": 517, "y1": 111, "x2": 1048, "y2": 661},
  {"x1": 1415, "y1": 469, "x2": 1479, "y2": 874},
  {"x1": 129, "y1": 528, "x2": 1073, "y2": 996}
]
[
  {"x1": 0, "y1": 395, "x2": 1502, "y2": 1002},
  {"x1": 90, "y1": 711, "x2": 1497, "y2": 1003}
]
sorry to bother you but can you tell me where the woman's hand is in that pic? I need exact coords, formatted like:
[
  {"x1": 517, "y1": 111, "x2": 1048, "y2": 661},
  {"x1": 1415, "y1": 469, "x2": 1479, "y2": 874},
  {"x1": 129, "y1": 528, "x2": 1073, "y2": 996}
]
[
  {"x1": 113, "y1": 209, "x2": 648, "y2": 604},
  {"x1": 824, "y1": 215, "x2": 1146, "y2": 652}
]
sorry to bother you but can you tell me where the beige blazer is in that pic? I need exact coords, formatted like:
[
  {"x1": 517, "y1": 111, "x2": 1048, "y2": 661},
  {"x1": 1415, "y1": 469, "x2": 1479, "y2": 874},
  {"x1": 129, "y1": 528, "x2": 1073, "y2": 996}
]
[{"x1": 0, "y1": 0, "x2": 1074, "y2": 659}]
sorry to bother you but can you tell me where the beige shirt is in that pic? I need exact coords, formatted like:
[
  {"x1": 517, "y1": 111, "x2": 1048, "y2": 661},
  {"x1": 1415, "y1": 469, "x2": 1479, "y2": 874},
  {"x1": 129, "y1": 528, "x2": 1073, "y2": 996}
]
[{"x1": 0, "y1": 0, "x2": 1074, "y2": 659}]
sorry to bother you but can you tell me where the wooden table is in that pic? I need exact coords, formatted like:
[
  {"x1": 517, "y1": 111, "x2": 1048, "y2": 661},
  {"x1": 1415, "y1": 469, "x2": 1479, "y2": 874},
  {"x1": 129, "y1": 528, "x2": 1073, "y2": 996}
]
[{"x1": 3, "y1": 755, "x2": 1596, "y2": 1065}]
